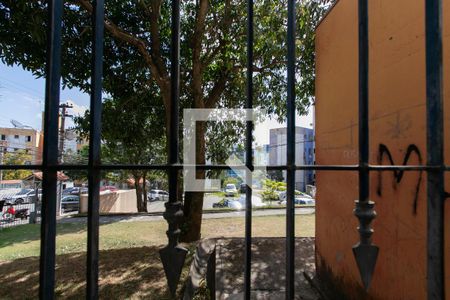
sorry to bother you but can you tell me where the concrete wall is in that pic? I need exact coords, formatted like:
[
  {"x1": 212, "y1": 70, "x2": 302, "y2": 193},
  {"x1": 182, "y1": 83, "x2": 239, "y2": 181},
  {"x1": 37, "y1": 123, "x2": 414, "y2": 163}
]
[
  {"x1": 315, "y1": 0, "x2": 449, "y2": 299},
  {"x1": 80, "y1": 189, "x2": 138, "y2": 214}
]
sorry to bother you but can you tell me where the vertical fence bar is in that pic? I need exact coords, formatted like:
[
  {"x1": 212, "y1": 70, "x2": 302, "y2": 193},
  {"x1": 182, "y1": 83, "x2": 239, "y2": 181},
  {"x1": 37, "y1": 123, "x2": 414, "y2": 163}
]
[
  {"x1": 358, "y1": 0, "x2": 369, "y2": 204},
  {"x1": 244, "y1": 0, "x2": 254, "y2": 298},
  {"x1": 425, "y1": 0, "x2": 445, "y2": 298},
  {"x1": 160, "y1": 0, "x2": 187, "y2": 296},
  {"x1": 352, "y1": 0, "x2": 378, "y2": 291},
  {"x1": 39, "y1": 1, "x2": 63, "y2": 298},
  {"x1": 86, "y1": 0, "x2": 104, "y2": 298},
  {"x1": 286, "y1": 0, "x2": 296, "y2": 298},
  {"x1": 166, "y1": 0, "x2": 182, "y2": 251},
  {"x1": 167, "y1": 0, "x2": 181, "y2": 251}
]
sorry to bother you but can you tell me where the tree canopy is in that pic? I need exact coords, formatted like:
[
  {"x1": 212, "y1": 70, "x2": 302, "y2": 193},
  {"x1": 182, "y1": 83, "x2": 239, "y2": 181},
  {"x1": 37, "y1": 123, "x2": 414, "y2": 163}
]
[
  {"x1": 1, "y1": 150, "x2": 33, "y2": 180},
  {"x1": 0, "y1": 0, "x2": 332, "y2": 240}
]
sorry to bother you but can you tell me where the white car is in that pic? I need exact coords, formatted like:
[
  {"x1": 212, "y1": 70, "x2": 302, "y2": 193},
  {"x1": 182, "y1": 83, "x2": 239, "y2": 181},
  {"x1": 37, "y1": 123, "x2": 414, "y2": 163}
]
[
  {"x1": 278, "y1": 191, "x2": 313, "y2": 201},
  {"x1": 228, "y1": 200, "x2": 243, "y2": 210},
  {"x1": 238, "y1": 195, "x2": 267, "y2": 208},
  {"x1": 4, "y1": 189, "x2": 36, "y2": 204},
  {"x1": 279, "y1": 196, "x2": 315, "y2": 206},
  {"x1": 224, "y1": 183, "x2": 238, "y2": 197},
  {"x1": 148, "y1": 190, "x2": 169, "y2": 201}
]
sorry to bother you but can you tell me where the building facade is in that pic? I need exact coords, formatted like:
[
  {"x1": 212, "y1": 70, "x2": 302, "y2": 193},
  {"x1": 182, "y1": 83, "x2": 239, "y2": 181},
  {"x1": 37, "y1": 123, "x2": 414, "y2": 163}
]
[
  {"x1": 269, "y1": 127, "x2": 314, "y2": 191},
  {"x1": 0, "y1": 127, "x2": 41, "y2": 163},
  {"x1": 315, "y1": 0, "x2": 450, "y2": 298}
]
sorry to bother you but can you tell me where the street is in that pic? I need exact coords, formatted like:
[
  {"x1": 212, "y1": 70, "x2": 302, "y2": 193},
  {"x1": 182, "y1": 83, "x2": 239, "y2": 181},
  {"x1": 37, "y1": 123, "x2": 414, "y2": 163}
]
[
  {"x1": 58, "y1": 207, "x2": 315, "y2": 224},
  {"x1": 147, "y1": 193, "x2": 223, "y2": 213}
]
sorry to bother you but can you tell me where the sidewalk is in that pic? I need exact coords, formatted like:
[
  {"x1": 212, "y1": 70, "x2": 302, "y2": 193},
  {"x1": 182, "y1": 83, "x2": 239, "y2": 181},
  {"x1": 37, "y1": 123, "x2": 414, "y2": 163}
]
[
  {"x1": 57, "y1": 208, "x2": 315, "y2": 224},
  {"x1": 214, "y1": 237, "x2": 319, "y2": 299}
]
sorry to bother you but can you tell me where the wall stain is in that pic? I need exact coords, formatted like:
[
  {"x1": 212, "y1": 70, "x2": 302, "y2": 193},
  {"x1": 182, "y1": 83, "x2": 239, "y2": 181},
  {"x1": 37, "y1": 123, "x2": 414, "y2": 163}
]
[{"x1": 376, "y1": 144, "x2": 423, "y2": 215}]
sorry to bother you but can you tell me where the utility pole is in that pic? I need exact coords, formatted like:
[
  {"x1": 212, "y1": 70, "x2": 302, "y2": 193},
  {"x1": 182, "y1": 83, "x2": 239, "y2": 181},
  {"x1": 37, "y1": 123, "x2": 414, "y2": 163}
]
[
  {"x1": 58, "y1": 102, "x2": 73, "y2": 163},
  {"x1": 56, "y1": 102, "x2": 73, "y2": 217},
  {"x1": 0, "y1": 145, "x2": 3, "y2": 188}
]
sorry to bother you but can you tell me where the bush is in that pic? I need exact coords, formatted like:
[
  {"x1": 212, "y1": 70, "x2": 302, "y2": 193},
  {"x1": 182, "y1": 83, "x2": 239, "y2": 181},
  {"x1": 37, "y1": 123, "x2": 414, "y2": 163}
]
[{"x1": 261, "y1": 179, "x2": 286, "y2": 203}]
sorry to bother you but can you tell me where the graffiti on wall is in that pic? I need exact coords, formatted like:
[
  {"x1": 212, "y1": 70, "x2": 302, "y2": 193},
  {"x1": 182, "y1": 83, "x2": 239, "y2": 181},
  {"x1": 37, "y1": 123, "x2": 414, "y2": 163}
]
[{"x1": 376, "y1": 144, "x2": 423, "y2": 214}]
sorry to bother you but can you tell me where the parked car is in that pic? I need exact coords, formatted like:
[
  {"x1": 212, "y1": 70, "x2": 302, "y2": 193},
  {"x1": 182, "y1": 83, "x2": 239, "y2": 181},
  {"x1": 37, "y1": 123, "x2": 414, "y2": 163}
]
[
  {"x1": 224, "y1": 183, "x2": 238, "y2": 197},
  {"x1": 63, "y1": 187, "x2": 76, "y2": 195},
  {"x1": 63, "y1": 187, "x2": 88, "y2": 195},
  {"x1": 240, "y1": 183, "x2": 247, "y2": 193},
  {"x1": 148, "y1": 190, "x2": 169, "y2": 201},
  {"x1": 61, "y1": 195, "x2": 80, "y2": 213},
  {"x1": 212, "y1": 199, "x2": 242, "y2": 210},
  {"x1": 278, "y1": 190, "x2": 312, "y2": 201},
  {"x1": 279, "y1": 196, "x2": 315, "y2": 206},
  {"x1": 4, "y1": 189, "x2": 36, "y2": 204},
  {"x1": 238, "y1": 194, "x2": 267, "y2": 208}
]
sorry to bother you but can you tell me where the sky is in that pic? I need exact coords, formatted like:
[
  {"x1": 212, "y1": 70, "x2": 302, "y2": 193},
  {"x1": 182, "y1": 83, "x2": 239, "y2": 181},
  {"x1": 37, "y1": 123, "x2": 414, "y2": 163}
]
[
  {"x1": 0, "y1": 63, "x2": 89, "y2": 130},
  {"x1": 0, "y1": 62, "x2": 313, "y2": 145}
]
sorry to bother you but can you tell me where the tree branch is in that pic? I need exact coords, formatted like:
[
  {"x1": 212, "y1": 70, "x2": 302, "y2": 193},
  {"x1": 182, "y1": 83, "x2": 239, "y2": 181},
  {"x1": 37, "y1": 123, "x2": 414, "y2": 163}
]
[
  {"x1": 139, "y1": 0, "x2": 168, "y2": 82},
  {"x1": 205, "y1": 69, "x2": 229, "y2": 108},
  {"x1": 75, "y1": 0, "x2": 169, "y2": 91},
  {"x1": 192, "y1": 0, "x2": 209, "y2": 107}
]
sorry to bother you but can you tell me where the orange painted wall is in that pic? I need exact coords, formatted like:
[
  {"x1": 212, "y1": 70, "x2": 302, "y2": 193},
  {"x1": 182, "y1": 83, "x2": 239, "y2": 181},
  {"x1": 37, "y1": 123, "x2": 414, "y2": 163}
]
[{"x1": 315, "y1": 0, "x2": 449, "y2": 299}]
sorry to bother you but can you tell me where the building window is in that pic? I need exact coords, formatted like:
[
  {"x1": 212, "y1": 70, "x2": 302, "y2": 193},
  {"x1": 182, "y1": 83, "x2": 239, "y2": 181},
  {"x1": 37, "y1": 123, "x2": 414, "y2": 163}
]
[
  {"x1": 26, "y1": 136, "x2": 31, "y2": 142},
  {"x1": 14, "y1": 135, "x2": 19, "y2": 139},
  {"x1": 1, "y1": 134, "x2": 5, "y2": 140}
]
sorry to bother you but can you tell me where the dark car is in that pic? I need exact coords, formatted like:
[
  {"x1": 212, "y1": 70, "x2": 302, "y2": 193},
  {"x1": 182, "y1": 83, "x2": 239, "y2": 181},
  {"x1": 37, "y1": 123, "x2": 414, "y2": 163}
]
[
  {"x1": 63, "y1": 187, "x2": 88, "y2": 195},
  {"x1": 212, "y1": 199, "x2": 242, "y2": 210},
  {"x1": 63, "y1": 187, "x2": 77, "y2": 195},
  {"x1": 213, "y1": 199, "x2": 229, "y2": 208},
  {"x1": 240, "y1": 183, "x2": 247, "y2": 193},
  {"x1": 61, "y1": 195, "x2": 80, "y2": 213}
]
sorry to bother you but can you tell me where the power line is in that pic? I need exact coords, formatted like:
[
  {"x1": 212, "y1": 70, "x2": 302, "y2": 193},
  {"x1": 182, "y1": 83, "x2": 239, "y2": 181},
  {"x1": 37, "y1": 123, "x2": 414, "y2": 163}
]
[{"x1": 0, "y1": 75, "x2": 44, "y2": 99}]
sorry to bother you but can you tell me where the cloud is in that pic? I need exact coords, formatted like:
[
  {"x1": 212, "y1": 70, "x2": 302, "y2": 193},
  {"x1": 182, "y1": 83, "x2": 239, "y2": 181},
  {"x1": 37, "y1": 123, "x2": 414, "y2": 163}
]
[{"x1": 66, "y1": 100, "x2": 88, "y2": 116}]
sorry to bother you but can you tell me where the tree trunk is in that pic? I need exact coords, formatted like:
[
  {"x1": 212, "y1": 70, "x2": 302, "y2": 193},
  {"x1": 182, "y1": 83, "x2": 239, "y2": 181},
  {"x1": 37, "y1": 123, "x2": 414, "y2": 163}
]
[
  {"x1": 180, "y1": 121, "x2": 206, "y2": 242},
  {"x1": 142, "y1": 172, "x2": 148, "y2": 212},
  {"x1": 134, "y1": 175, "x2": 145, "y2": 212}
]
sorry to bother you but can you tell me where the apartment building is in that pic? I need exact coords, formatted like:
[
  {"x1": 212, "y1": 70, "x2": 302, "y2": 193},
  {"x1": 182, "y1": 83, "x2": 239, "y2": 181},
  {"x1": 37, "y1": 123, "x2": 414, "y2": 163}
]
[
  {"x1": 269, "y1": 126, "x2": 315, "y2": 191},
  {"x1": 0, "y1": 127, "x2": 41, "y2": 163}
]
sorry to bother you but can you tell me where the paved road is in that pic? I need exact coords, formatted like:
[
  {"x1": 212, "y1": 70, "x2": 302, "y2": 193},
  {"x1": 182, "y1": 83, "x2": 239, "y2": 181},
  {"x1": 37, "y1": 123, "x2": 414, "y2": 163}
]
[
  {"x1": 58, "y1": 207, "x2": 315, "y2": 224},
  {"x1": 147, "y1": 193, "x2": 222, "y2": 213}
]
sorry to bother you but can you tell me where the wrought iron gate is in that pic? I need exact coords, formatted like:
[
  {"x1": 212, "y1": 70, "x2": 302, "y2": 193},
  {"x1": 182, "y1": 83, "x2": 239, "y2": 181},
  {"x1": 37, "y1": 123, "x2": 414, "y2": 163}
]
[{"x1": 0, "y1": 0, "x2": 447, "y2": 299}]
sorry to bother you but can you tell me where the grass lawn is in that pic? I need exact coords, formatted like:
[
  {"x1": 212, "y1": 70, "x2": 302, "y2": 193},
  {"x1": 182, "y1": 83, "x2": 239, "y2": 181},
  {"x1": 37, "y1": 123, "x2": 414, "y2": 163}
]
[{"x1": 0, "y1": 214, "x2": 315, "y2": 299}]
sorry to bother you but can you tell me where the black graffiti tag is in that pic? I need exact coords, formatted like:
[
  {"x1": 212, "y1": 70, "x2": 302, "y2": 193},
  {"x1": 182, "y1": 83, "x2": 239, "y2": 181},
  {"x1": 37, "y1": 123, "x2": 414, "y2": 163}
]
[{"x1": 376, "y1": 144, "x2": 423, "y2": 215}]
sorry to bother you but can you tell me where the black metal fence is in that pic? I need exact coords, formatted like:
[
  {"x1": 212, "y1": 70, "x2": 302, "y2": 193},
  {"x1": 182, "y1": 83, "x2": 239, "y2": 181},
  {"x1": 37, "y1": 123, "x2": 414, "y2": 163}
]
[{"x1": 0, "y1": 0, "x2": 448, "y2": 299}]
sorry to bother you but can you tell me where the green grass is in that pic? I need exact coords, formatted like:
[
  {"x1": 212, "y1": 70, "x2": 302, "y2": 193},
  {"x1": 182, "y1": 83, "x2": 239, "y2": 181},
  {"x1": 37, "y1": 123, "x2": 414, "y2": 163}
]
[
  {"x1": 0, "y1": 245, "x2": 196, "y2": 299},
  {"x1": 0, "y1": 214, "x2": 315, "y2": 260},
  {"x1": 0, "y1": 215, "x2": 315, "y2": 298}
]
